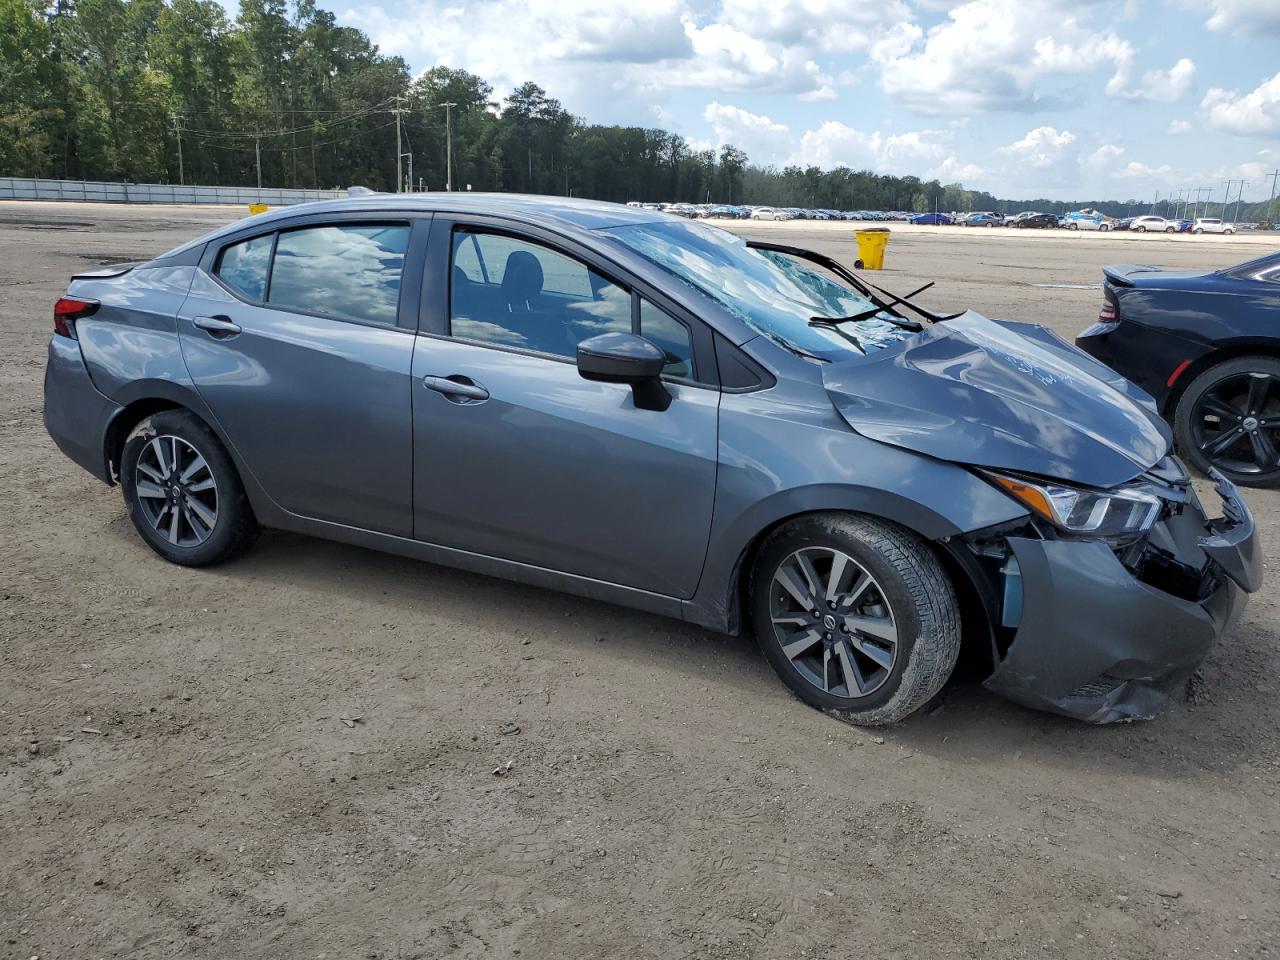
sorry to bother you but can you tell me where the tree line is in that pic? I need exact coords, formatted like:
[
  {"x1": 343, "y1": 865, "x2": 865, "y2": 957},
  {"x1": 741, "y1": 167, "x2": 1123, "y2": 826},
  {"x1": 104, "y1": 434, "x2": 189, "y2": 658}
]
[{"x1": 2, "y1": 0, "x2": 1276, "y2": 223}]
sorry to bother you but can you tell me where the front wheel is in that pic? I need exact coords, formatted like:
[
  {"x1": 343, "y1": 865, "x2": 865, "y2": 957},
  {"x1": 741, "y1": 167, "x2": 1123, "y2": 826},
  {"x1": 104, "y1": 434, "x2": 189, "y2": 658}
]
[
  {"x1": 1174, "y1": 356, "x2": 1280, "y2": 487},
  {"x1": 750, "y1": 514, "x2": 960, "y2": 725},
  {"x1": 1225, "y1": 229, "x2": 1234, "y2": 235},
  {"x1": 1135, "y1": 225, "x2": 1147, "y2": 233},
  {"x1": 120, "y1": 409, "x2": 260, "y2": 565}
]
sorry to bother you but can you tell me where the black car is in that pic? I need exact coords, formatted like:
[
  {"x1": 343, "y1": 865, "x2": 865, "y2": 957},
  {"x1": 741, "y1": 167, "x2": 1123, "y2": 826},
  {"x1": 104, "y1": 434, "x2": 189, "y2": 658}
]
[
  {"x1": 1076, "y1": 252, "x2": 1280, "y2": 485},
  {"x1": 1014, "y1": 213, "x2": 1058, "y2": 229}
]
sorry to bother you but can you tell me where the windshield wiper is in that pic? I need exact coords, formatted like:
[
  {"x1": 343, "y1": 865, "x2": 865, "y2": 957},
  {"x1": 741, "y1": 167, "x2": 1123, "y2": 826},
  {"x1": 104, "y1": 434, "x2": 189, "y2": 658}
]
[
  {"x1": 810, "y1": 281, "x2": 935, "y2": 331},
  {"x1": 747, "y1": 240, "x2": 964, "y2": 327},
  {"x1": 805, "y1": 319, "x2": 867, "y2": 353}
]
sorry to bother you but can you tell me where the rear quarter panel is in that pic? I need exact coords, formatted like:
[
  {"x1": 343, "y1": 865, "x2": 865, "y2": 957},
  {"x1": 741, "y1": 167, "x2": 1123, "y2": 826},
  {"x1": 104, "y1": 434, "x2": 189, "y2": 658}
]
[{"x1": 72, "y1": 264, "x2": 201, "y2": 400}]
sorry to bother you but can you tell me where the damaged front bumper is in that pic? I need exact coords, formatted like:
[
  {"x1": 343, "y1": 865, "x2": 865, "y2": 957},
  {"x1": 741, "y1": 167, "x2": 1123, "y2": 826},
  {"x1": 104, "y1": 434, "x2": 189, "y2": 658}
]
[{"x1": 983, "y1": 469, "x2": 1261, "y2": 723}]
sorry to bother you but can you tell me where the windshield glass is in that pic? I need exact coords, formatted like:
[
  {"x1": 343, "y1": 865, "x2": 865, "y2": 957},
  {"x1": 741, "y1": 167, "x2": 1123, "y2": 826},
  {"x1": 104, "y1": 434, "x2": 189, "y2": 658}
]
[{"x1": 602, "y1": 219, "x2": 911, "y2": 359}]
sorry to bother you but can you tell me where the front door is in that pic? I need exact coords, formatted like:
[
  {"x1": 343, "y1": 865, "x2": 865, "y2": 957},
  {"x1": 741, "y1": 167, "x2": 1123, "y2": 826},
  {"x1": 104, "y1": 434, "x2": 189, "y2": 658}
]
[
  {"x1": 179, "y1": 218, "x2": 422, "y2": 536},
  {"x1": 411, "y1": 221, "x2": 719, "y2": 599}
]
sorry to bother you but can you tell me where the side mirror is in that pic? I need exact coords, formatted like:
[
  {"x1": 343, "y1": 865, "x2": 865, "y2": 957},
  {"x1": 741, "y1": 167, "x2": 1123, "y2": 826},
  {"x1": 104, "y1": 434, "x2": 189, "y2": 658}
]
[{"x1": 576, "y1": 332, "x2": 671, "y2": 412}]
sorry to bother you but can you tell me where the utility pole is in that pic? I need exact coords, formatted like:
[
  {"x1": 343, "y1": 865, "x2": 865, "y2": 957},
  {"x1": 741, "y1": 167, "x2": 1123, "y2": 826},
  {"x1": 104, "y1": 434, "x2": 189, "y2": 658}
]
[
  {"x1": 1265, "y1": 169, "x2": 1280, "y2": 226},
  {"x1": 440, "y1": 102, "x2": 457, "y2": 191},
  {"x1": 1221, "y1": 180, "x2": 1238, "y2": 218},
  {"x1": 255, "y1": 131, "x2": 262, "y2": 189},
  {"x1": 391, "y1": 97, "x2": 409, "y2": 193},
  {"x1": 172, "y1": 114, "x2": 184, "y2": 186},
  {"x1": 1232, "y1": 180, "x2": 1248, "y2": 224},
  {"x1": 1192, "y1": 186, "x2": 1211, "y2": 220}
]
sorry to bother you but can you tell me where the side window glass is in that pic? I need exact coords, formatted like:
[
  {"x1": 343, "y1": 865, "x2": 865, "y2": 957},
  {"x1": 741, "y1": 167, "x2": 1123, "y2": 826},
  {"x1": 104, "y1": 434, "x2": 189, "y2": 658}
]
[
  {"x1": 639, "y1": 299, "x2": 695, "y2": 379},
  {"x1": 449, "y1": 230, "x2": 630, "y2": 358},
  {"x1": 268, "y1": 223, "x2": 409, "y2": 326},
  {"x1": 216, "y1": 234, "x2": 273, "y2": 301}
]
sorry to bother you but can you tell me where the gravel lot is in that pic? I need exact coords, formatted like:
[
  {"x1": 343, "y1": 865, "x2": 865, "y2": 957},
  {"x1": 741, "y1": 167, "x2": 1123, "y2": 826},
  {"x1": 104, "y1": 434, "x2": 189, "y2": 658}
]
[{"x1": 2, "y1": 202, "x2": 1278, "y2": 960}]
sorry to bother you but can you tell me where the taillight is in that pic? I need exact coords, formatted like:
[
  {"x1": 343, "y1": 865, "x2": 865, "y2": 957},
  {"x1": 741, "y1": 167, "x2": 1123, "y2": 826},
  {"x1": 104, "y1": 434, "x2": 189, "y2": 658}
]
[
  {"x1": 53, "y1": 297, "x2": 98, "y2": 338},
  {"x1": 1098, "y1": 302, "x2": 1117, "y2": 322}
]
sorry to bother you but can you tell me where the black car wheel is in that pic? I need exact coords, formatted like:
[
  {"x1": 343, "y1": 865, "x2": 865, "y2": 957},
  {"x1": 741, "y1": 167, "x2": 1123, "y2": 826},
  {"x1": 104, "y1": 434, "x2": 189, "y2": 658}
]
[
  {"x1": 121, "y1": 409, "x2": 261, "y2": 565},
  {"x1": 1135, "y1": 225, "x2": 1147, "y2": 233},
  {"x1": 1174, "y1": 357, "x2": 1280, "y2": 486},
  {"x1": 750, "y1": 513, "x2": 960, "y2": 725}
]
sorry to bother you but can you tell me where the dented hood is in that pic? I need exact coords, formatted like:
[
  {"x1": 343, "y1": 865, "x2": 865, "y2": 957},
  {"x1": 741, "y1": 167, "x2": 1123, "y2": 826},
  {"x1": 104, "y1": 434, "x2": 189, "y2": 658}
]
[{"x1": 822, "y1": 311, "x2": 1171, "y2": 488}]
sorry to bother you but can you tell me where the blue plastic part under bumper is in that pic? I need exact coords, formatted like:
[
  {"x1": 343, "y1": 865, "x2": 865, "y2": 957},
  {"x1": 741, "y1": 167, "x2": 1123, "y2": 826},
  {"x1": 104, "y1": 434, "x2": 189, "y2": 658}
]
[
  {"x1": 43, "y1": 335, "x2": 122, "y2": 485},
  {"x1": 984, "y1": 475, "x2": 1260, "y2": 723}
]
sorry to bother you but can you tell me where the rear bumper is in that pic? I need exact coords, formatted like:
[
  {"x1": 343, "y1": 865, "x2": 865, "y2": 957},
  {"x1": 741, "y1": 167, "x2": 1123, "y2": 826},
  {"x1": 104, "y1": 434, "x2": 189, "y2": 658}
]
[
  {"x1": 984, "y1": 475, "x2": 1260, "y2": 723},
  {"x1": 43, "y1": 335, "x2": 120, "y2": 484}
]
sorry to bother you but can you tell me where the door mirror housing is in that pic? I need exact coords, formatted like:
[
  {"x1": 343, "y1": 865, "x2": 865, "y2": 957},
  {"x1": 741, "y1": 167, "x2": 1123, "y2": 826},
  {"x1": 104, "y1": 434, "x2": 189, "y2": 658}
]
[{"x1": 576, "y1": 332, "x2": 671, "y2": 411}]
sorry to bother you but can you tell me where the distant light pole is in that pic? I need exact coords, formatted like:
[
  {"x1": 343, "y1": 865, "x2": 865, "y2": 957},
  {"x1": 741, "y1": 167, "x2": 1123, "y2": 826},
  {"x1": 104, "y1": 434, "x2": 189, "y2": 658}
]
[{"x1": 441, "y1": 102, "x2": 457, "y2": 191}]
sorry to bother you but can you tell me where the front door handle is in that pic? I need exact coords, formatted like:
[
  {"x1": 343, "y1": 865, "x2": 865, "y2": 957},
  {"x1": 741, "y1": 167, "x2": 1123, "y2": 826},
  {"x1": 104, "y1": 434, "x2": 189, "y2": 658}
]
[
  {"x1": 422, "y1": 375, "x2": 489, "y2": 403},
  {"x1": 193, "y1": 315, "x2": 242, "y2": 338}
]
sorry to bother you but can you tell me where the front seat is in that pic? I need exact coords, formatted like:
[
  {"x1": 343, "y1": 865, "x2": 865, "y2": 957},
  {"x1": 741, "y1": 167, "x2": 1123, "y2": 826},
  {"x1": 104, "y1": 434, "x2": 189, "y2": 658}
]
[{"x1": 499, "y1": 250, "x2": 574, "y2": 355}]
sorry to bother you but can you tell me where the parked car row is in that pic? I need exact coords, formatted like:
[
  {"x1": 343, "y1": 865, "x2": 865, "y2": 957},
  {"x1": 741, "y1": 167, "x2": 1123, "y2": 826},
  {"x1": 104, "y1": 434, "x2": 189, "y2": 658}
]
[{"x1": 627, "y1": 202, "x2": 923, "y2": 223}]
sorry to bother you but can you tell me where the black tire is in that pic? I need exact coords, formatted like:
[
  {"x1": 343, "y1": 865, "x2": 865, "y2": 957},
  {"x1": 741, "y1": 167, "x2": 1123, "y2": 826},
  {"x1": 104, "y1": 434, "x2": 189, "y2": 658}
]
[
  {"x1": 1068, "y1": 222, "x2": 1078, "y2": 230},
  {"x1": 1225, "y1": 229, "x2": 1234, "y2": 235},
  {"x1": 750, "y1": 513, "x2": 960, "y2": 725},
  {"x1": 120, "y1": 409, "x2": 260, "y2": 565},
  {"x1": 1192, "y1": 228, "x2": 1203, "y2": 234},
  {"x1": 1136, "y1": 225, "x2": 1147, "y2": 233},
  {"x1": 1165, "y1": 226, "x2": 1176, "y2": 233},
  {"x1": 1173, "y1": 356, "x2": 1280, "y2": 487},
  {"x1": 1099, "y1": 223, "x2": 1110, "y2": 231}
]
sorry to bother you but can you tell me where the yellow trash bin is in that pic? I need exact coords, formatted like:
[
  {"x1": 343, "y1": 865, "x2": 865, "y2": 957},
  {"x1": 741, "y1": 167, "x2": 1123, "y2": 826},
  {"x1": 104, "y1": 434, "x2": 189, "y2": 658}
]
[
  {"x1": 248, "y1": 203, "x2": 269, "y2": 215},
  {"x1": 854, "y1": 228, "x2": 890, "y2": 270}
]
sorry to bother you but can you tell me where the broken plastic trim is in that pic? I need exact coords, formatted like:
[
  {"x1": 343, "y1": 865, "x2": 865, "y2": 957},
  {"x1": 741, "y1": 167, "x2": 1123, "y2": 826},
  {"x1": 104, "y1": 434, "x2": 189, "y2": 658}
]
[{"x1": 746, "y1": 239, "x2": 965, "y2": 327}]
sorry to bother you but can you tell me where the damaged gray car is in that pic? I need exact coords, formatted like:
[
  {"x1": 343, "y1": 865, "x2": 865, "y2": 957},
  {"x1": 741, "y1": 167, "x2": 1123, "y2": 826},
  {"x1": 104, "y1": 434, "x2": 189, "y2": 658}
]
[{"x1": 43, "y1": 196, "x2": 1262, "y2": 724}]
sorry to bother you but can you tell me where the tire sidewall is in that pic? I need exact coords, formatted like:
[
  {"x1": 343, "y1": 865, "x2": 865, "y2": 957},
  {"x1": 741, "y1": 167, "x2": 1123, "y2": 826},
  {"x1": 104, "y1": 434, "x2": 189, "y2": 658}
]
[
  {"x1": 120, "y1": 411, "x2": 251, "y2": 565},
  {"x1": 751, "y1": 516, "x2": 926, "y2": 716}
]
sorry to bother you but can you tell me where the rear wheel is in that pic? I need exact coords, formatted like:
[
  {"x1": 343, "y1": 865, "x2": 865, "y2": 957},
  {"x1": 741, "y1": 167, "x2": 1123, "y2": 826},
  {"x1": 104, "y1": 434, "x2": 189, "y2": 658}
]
[
  {"x1": 1225, "y1": 228, "x2": 1234, "y2": 235},
  {"x1": 750, "y1": 513, "x2": 960, "y2": 725},
  {"x1": 120, "y1": 410, "x2": 260, "y2": 565},
  {"x1": 1174, "y1": 357, "x2": 1280, "y2": 487},
  {"x1": 1165, "y1": 226, "x2": 1176, "y2": 233}
]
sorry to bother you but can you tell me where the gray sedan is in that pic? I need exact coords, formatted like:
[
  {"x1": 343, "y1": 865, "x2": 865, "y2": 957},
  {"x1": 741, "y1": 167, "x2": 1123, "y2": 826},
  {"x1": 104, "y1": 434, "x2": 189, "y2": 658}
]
[{"x1": 44, "y1": 195, "x2": 1261, "y2": 724}]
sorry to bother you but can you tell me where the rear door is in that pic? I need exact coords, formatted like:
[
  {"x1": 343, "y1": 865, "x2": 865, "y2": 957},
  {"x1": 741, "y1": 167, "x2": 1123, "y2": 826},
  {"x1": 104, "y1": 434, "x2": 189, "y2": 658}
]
[
  {"x1": 410, "y1": 215, "x2": 720, "y2": 598},
  {"x1": 178, "y1": 213, "x2": 428, "y2": 536}
]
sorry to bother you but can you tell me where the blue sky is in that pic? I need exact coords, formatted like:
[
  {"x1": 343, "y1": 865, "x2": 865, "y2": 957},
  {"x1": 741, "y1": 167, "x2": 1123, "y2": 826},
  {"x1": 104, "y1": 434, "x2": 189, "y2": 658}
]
[{"x1": 316, "y1": 0, "x2": 1278, "y2": 202}]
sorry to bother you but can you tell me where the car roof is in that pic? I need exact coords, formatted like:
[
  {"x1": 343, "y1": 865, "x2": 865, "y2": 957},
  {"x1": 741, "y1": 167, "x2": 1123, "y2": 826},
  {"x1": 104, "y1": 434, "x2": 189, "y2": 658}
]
[{"x1": 235, "y1": 192, "x2": 675, "y2": 236}]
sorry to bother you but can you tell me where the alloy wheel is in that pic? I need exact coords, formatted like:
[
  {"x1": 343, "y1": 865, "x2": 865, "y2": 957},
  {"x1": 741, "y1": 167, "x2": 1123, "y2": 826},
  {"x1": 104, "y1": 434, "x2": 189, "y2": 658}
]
[
  {"x1": 768, "y1": 547, "x2": 898, "y2": 700},
  {"x1": 1191, "y1": 372, "x2": 1280, "y2": 475},
  {"x1": 134, "y1": 434, "x2": 219, "y2": 546}
]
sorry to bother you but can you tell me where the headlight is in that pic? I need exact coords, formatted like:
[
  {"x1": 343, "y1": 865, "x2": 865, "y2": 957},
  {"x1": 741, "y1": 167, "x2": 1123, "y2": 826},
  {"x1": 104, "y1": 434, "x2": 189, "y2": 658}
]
[{"x1": 986, "y1": 472, "x2": 1162, "y2": 537}]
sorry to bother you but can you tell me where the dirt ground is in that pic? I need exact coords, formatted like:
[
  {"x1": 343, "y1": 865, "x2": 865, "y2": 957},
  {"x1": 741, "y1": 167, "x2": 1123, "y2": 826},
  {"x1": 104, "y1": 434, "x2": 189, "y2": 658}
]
[{"x1": 2, "y1": 202, "x2": 1278, "y2": 960}]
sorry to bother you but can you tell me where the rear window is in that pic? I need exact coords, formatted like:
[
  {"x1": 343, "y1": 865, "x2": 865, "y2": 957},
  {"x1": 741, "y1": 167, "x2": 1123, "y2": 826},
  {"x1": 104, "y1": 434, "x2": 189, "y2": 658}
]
[
  {"x1": 268, "y1": 224, "x2": 409, "y2": 326},
  {"x1": 215, "y1": 234, "x2": 273, "y2": 301}
]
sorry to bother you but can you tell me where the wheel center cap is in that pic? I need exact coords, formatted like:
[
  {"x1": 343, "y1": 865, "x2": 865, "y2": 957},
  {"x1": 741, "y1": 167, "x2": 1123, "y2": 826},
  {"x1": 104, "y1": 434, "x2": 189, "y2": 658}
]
[
  {"x1": 822, "y1": 614, "x2": 838, "y2": 632},
  {"x1": 1244, "y1": 416, "x2": 1260, "y2": 431}
]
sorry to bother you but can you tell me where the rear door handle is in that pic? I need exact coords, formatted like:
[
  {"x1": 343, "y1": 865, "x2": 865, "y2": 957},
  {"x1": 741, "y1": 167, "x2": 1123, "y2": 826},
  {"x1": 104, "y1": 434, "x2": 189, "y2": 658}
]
[
  {"x1": 193, "y1": 315, "x2": 242, "y2": 338},
  {"x1": 422, "y1": 375, "x2": 489, "y2": 403}
]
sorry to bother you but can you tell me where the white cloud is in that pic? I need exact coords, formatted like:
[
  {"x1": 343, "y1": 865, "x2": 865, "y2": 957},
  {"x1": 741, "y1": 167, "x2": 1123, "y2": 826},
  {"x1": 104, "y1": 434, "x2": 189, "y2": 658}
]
[
  {"x1": 998, "y1": 126, "x2": 1077, "y2": 169},
  {"x1": 701, "y1": 106, "x2": 980, "y2": 182},
  {"x1": 1118, "y1": 58, "x2": 1196, "y2": 102},
  {"x1": 1193, "y1": 0, "x2": 1280, "y2": 35},
  {"x1": 703, "y1": 103, "x2": 792, "y2": 166},
  {"x1": 1086, "y1": 144, "x2": 1125, "y2": 167},
  {"x1": 1117, "y1": 160, "x2": 1173, "y2": 179},
  {"x1": 871, "y1": 0, "x2": 1136, "y2": 114},
  {"x1": 791, "y1": 122, "x2": 980, "y2": 180},
  {"x1": 1167, "y1": 119, "x2": 1192, "y2": 134},
  {"x1": 716, "y1": 0, "x2": 914, "y2": 53},
  {"x1": 1202, "y1": 71, "x2": 1280, "y2": 136}
]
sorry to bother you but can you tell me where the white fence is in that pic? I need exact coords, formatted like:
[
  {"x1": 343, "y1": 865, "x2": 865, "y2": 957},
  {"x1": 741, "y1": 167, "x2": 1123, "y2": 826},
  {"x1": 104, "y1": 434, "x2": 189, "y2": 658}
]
[{"x1": 0, "y1": 178, "x2": 346, "y2": 205}]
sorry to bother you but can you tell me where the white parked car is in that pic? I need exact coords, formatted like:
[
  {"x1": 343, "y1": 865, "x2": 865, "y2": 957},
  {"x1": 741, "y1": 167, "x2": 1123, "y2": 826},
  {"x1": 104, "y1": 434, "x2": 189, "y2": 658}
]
[
  {"x1": 1192, "y1": 218, "x2": 1236, "y2": 235},
  {"x1": 750, "y1": 207, "x2": 782, "y2": 221},
  {"x1": 1130, "y1": 216, "x2": 1176, "y2": 233}
]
